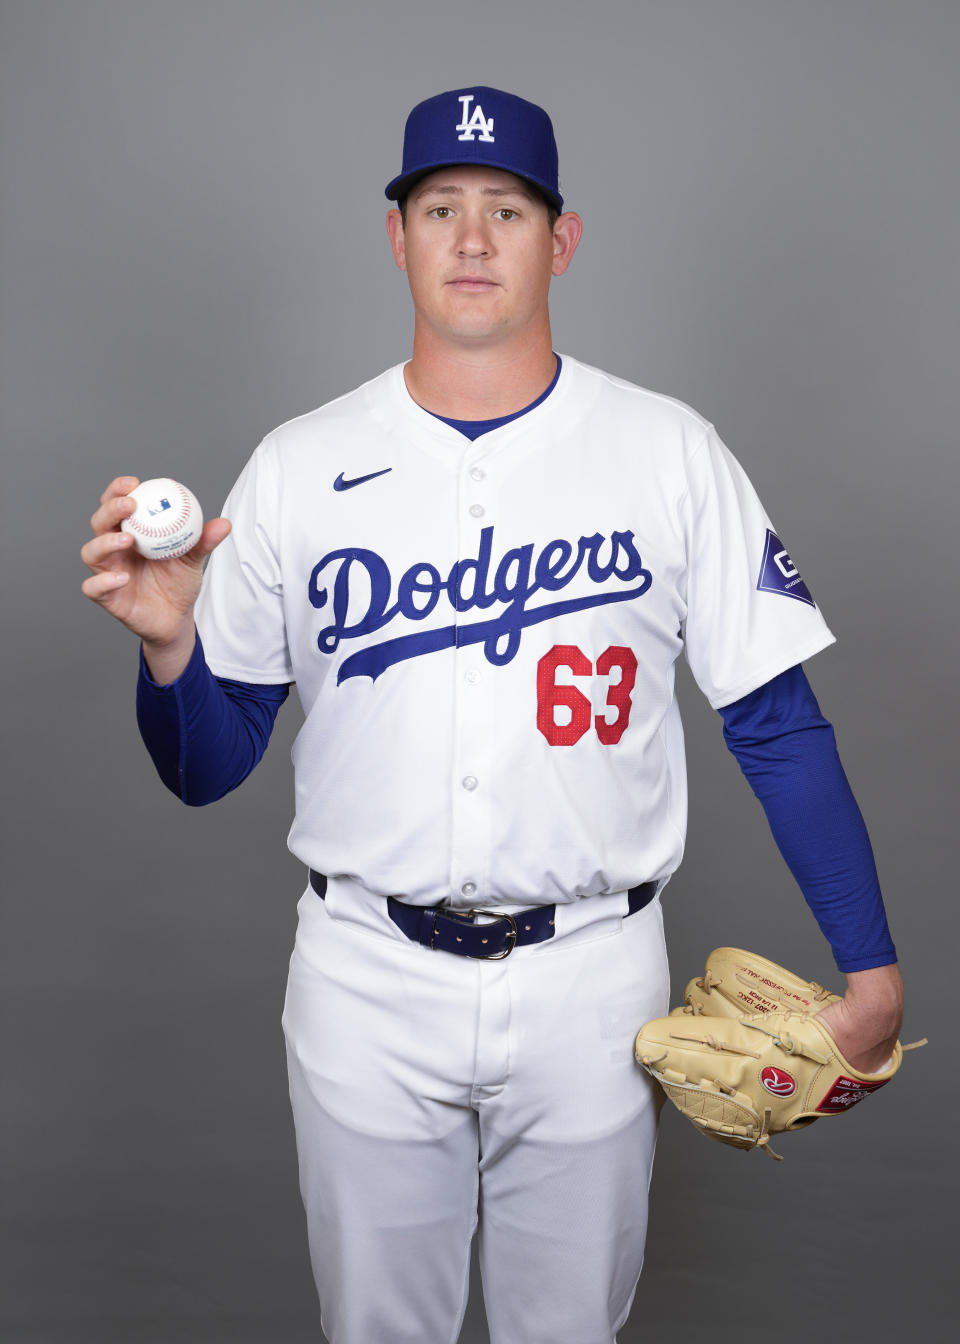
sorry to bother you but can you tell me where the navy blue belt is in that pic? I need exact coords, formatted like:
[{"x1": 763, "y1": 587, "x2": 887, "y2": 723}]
[{"x1": 308, "y1": 870, "x2": 656, "y2": 960}]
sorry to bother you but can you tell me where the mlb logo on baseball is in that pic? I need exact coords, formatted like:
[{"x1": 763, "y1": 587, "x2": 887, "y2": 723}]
[
  {"x1": 120, "y1": 477, "x2": 203, "y2": 560},
  {"x1": 457, "y1": 94, "x2": 494, "y2": 142}
]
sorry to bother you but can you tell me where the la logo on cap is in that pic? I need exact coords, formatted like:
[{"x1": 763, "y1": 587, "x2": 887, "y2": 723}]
[{"x1": 457, "y1": 94, "x2": 495, "y2": 142}]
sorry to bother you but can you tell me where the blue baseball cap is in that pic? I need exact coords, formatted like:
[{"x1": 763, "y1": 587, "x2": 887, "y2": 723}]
[{"x1": 385, "y1": 86, "x2": 563, "y2": 213}]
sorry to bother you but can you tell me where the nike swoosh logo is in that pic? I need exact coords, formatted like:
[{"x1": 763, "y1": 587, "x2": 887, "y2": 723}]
[{"x1": 334, "y1": 468, "x2": 393, "y2": 492}]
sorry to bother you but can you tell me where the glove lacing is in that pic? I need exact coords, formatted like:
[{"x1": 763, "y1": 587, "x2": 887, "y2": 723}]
[{"x1": 740, "y1": 1012, "x2": 831, "y2": 1064}]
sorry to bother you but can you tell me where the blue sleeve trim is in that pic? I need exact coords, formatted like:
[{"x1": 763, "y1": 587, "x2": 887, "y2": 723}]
[
  {"x1": 719, "y1": 665, "x2": 897, "y2": 974},
  {"x1": 136, "y1": 634, "x2": 289, "y2": 805}
]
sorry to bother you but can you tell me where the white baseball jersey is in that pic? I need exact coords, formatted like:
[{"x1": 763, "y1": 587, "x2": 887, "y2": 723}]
[{"x1": 195, "y1": 355, "x2": 834, "y2": 909}]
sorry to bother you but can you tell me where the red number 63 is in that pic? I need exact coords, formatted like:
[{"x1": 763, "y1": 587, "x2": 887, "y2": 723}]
[{"x1": 536, "y1": 644, "x2": 638, "y2": 746}]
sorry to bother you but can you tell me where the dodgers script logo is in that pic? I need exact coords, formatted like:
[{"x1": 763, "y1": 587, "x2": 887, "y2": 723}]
[
  {"x1": 457, "y1": 94, "x2": 495, "y2": 142},
  {"x1": 308, "y1": 525, "x2": 653, "y2": 683}
]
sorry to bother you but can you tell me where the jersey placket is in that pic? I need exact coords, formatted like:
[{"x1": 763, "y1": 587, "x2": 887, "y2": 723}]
[{"x1": 447, "y1": 445, "x2": 498, "y2": 910}]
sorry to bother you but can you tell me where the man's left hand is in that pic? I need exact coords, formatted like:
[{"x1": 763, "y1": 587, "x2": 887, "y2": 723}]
[{"x1": 815, "y1": 962, "x2": 903, "y2": 1074}]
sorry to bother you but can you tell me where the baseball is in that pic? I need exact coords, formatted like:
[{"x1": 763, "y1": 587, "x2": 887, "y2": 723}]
[{"x1": 120, "y1": 478, "x2": 204, "y2": 561}]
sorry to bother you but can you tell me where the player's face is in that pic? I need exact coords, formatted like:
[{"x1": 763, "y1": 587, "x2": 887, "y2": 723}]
[{"x1": 386, "y1": 166, "x2": 581, "y2": 348}]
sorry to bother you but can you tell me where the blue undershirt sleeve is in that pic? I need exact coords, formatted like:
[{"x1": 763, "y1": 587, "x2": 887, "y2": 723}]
[
  {"x1": 718, "y1": 665, "x2": 897, "y2": 974},
  {"x1": 136, "y1": 633, "x2": 289, "y2": 805}
]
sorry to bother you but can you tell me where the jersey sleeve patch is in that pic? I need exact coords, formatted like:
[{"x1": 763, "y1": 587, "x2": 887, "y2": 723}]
[{"x1": 756, "y1": 528, "x2": 816, "y2": 607}]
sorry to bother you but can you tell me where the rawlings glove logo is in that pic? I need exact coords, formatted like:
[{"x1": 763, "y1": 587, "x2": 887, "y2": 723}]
[
  {"x1": 760, "y1": 1066, "x2": 797, "y2": 1097},
  {"x1": 307, "y1": 524, "x2": 653, "y2": 683},
  {"x1": 816, "y1": 1075, "x2": 889, "y2": 1113}
]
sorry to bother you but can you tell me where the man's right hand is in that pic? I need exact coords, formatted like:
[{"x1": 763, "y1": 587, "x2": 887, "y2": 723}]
[{"x1": 81, "y1": 476, "x2": 231, "y2": 683}]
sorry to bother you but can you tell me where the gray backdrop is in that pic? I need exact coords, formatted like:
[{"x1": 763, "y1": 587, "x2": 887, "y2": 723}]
[{"x1": 1, "y1": 1, "x2": 954, "y2": 1340}]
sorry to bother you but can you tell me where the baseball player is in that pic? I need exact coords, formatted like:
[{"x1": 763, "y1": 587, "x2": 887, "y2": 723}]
[{"x1": 81, "y1": 87, "x2": 903, "y2": 1343}]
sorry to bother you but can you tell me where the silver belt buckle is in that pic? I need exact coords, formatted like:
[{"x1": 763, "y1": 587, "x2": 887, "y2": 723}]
[{"x1": 466, "y1": 910, "x2": 518, "y2": 960}]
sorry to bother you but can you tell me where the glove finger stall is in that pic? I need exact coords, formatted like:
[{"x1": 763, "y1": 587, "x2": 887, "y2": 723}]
[{"x1": 676, "y1": 947, "x2": 843, "y2": 1019}]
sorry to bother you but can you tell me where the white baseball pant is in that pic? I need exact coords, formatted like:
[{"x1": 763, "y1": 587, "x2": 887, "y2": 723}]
[{"x1": 281, "y1": 876, "x2": 670, "y2": 1344}]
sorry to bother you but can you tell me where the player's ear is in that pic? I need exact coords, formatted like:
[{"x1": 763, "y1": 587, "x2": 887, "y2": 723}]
[
  {"x1": 386, "y1": 209, "x2": 407, "y2": 271},
  {"x1": 551, "y1": 211, "x2": 583, "y2": 276}
]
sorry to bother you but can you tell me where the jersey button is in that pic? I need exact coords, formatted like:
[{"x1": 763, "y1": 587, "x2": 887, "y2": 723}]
[
  {"x1": 465, "y1": 669, "x2": 481, "y2": 685},
  {"x1": 461, "y1": 775, "x2": 478, "y2": 791},
  {"x1": 469, "y1": 467, "x2": 485, "y2": 482},
  {"x1": 461, "y1": 881, "x2": 477, "y2": 897},
  {"x1": 468, "y1": 504, "x2": 485, "y2": 519}
]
